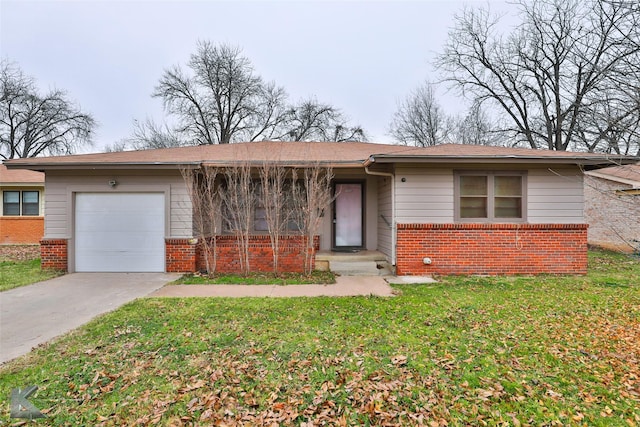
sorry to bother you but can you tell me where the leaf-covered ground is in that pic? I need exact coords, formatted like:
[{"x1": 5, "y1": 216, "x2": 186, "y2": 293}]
[
  {"x1": 0, "y1": 244, "x2": 40, "y2": 262},
  {"x1": 1, "y1": 250, "x2": 639, "y2": 426}
]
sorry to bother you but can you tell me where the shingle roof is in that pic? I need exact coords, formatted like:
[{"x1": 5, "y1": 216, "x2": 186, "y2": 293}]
[
  {"x1": 3, "y1": 141, "x2": 634, "y2": 170},
  {"x1": 585, "y1": 163, "x2": 640, "y2": 187},
  {"x1": 0, "y1": 163, "x2": 44, "y2": 183}
]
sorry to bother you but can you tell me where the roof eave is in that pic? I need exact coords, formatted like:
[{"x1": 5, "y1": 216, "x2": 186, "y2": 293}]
[
  {"x1": 0, "y1": 182, "x2": 44, "y2": 186},
  {"x1": 584, "y1": 169, "x2": 640, "y2": 187},
  {"x1": 368, "y1": 154, "x2": 635, "y2": 166},
  {"x1": 4, "y1": 160, "x2": 366, "y2": 171},
  {"x1": 200, "y1": 160, "x2": 364, "y2": 168},
  {"x1": 3, "y1": 162, "x2": 201, "y2": 171}
]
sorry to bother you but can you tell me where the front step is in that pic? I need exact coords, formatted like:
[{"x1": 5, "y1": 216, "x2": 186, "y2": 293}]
[
  {"x1": 315, "y1": 250, "x2": 394, "y2": 276},
  {"x1": 329, "y1": 261, "x2": 380, "y2": 276}
]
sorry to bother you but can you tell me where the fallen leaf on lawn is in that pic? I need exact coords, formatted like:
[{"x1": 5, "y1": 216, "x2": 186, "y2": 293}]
[{"x1": 391, "y1": 355, "x2": 408, "y2": 366}]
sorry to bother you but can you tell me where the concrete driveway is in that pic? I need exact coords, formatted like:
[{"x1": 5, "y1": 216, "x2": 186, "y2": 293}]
[{"x1": 0, "y1": 273, "x2": 178, "y2": 364}]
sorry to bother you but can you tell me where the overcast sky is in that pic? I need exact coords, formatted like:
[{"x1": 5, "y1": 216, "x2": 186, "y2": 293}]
[{"x1": 1, "y1": 0, "x2": 515, "y2": 152}]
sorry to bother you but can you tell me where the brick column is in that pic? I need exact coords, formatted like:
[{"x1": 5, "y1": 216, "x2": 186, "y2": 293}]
[
  {"x1": 40, "y1": 238, "x2": 68, "y2": 271},
  {"x1": 165, "y1": 238, "x2": 197, "y2": 272}
]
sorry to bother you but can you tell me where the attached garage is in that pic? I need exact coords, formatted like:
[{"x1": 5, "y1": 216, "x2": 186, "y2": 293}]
[{"x1": 75, "y1": 193, "x2": 165, "y2": 272}]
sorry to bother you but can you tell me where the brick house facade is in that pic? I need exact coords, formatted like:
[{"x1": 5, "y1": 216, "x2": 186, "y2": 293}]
[
  {"x1": 584, "y1": 164, "x2": 640, "y2": 253},
  {"x1": 5, "y1": 141, "x2": 636, "y2": 275},
  {"x1": 0, "y1": 164, "x2": 45, "y2": 244}
]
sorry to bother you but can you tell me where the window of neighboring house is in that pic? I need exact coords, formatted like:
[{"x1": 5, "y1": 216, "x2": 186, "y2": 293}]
[
  {"x1": 2, "y1": 191, "x2": 40, "y2": 216},
  {"x1": 455, "y1": 172, "x2": 525, "y2": 222}
]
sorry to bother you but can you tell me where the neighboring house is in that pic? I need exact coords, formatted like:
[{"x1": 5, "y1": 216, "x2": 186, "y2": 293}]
[
  {"x1": 0, "y1": 163, "x2": 45, "y2": 244},
  {"x1": 584, "y1": 163, "x2": 640, "y2": 253},
  {"x1": 5, "y1": 141, "x2": 635, "y2": 275}
]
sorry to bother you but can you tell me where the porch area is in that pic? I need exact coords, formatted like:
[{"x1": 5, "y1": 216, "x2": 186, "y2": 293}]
[{"x1": 315, "y1": 250, "x2": 393, "y2": 276}]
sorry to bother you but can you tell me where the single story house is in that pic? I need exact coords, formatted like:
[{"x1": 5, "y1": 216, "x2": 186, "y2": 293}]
[
  {"x1": 5, "y1": 141, "x2": 635, "y2": 275},
  {"x1": 0, "y1": 163, "x2": 45, "y2": 244},
  {"x1": 584, "y1": 163, "x2": 640, "y2": 253}
]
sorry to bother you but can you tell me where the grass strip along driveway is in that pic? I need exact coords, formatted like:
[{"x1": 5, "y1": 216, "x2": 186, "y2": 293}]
[
  {"x1": 0, "y1": 245, "x2": 62, "y2": 292},
  {"x1": 1, "y1": 250, "x2": 639, "y2": 426}
]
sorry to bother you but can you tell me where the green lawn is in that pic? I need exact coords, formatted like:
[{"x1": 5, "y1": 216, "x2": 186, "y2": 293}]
[
  {"x1": 1, "y1": 250, "x2": 638, "y2": 426},
  {"x1": 0, "y1": 259, "x2": 63, "y2": 292},
  {"x1": 174, "y1": 270, "x2": 335, "y2": 285}
]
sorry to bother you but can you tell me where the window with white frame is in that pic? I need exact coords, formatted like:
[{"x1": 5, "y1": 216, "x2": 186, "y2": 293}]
[
  {"x1": 2, "y1": 190, "x2": 40, "y2": 216},
  {"x1": 455, "y1": 172, "x2": 526, "y2": 222}
]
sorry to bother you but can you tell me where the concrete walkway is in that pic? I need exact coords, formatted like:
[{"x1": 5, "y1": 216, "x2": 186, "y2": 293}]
[
  {"x1": 149, "y1": 275, "x2": 396, "y2": 298},
  {"x1": 0, "y1": 273, "x2": 177, "y2": 364}
]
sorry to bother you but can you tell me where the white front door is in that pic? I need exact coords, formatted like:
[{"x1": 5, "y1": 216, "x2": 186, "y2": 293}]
[
  {"x1": 334, "y1": 183, "x2": 363, "y2": 248},
  {"x1": 75, "y1": 193, "x2": 165, "y2": 272}
]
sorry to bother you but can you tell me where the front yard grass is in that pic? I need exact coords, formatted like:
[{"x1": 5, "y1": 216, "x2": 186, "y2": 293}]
[
  {"x1": 0, "y1": 259, "x2": 63, "y2": 292},
  {"x1": 1, "y1": 250, "x2": 639, "y2": 425},
  {"x1": 174, "y1": 270, "x2": 335, "y2": 285}
]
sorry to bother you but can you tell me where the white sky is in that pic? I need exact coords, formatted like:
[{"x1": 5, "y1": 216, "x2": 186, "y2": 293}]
[{"x1": 1, "y1": 0, "x2": 514, "y2": 152}]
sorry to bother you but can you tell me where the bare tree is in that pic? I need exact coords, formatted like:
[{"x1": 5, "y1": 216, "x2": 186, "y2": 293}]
[
  {"x1": 436, "y1": 0, "x2": 640, "y2": 152},
  {"x1": 143, "y1": 42, "x2": 368, "y2": 147},
  {"x1": 259, "y1": 162, "x2": 292, "y2": 274},
  {"x1": 292, "y1": 165, "x2": 334, "y2": 275},
  {"x1": 577, "y1": 90, "x2": 640, "y2": 156},
  {"x1": 281, "y1": 98, "x2": 367, "y2": 142},
  {"x1": 389, "y1": 82, "x2": 452, "y2": 146},
  {"x1": 181, "y1": 166, "x2": 221, "y2": 274},
  {"x1": 104, "y1": 118, "x2": 184, "y2": 152},
  {"x1": 128, "y1": 118, "x2": 184, "y2": 150},
  {"x1": 0, "y1": 60, "x2": 95, "y2": 159},
  {"x1": 154, "y1": 41, "x2": 289, "y2": 145},
  {"x1": 452, "y1": 102, "x2": 500, "y2": 146},
  {"x1": 218, "y1": 162, "x2": 256, "y2": 275}
]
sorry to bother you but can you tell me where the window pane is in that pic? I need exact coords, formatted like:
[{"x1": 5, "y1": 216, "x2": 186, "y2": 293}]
[
  {"x1": 22, "y1": 191, "x2": 39, "y2": 203},
  {"x1": 22, "y1": 191, "x2": 39, "y2": 216},
  {"x1": 287, "y1": 219, "x2": 301, "y2": 232},
  {"x1": 22, "y1": 203, "x2": 39, "y2": 215},
  {"x1": 495, "y1": 176, "x2": 522, "y2": 196},
  {"x1": 460, "y1": 176, "x2": 487, "y2": 196},
  {"x1": 460, "y1": 197, "x2": 487, "y2": 218},
  {"x1": 254, "y1": 207, "x2": 268, "y2": 231},
  {"x1": 4, "y1": 191, "x2": 19, "y2": 203},
  {"x1": 254, "y1": 207, "x2": 267, "y2": 220},
  {"x1": 3, "y1": 191, "x2": 20, "y2": 215},
  {"x1": 495, "y1": 197, "x2": 522, "y2": 218}
]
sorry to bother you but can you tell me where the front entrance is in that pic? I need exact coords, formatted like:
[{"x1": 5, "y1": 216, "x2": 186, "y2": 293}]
[{"x1": 333, "y1": 182, "x2": 364, "y2": 250}]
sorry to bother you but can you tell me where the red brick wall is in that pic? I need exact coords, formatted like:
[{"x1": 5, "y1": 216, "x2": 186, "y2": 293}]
[
  {"x1": 40, "y1": 238, "x2": 68, "y2": 271},
  {"x1": 0, "y1": 217, "x2": 44, "y2": 244},
  {"x1": 165, "y1": 238, "x2": 197, "y2": 272},
  {"x1": 197, "y1": 235, "x2": 320, "y2": 274},
  {"x1": 396, "y1": 223, "x2": 588, "y2": 276}
]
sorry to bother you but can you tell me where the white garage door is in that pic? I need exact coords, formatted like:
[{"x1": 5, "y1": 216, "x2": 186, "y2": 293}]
[{"x1": 75, "y1": 193, "x2": 165, "y2": 272}]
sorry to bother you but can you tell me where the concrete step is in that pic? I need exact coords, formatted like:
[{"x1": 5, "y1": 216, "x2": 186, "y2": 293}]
[{"x1": 329, "y1": 260, "x2": 381, "y2": 276}]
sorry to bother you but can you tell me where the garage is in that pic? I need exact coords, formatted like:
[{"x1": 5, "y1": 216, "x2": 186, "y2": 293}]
[{"x1": 75, "y1": 193, "x2": 165, "y2": 272}]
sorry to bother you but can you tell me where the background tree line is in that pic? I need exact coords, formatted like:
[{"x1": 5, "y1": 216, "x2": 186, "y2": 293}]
[
  {"x1": 392, "y1": 0, "x2": 640, "y2": 155},
  {"x1": 3, "y1": 0, "x2": 639, "y2": 158},
  {"x1": 113, "y1": 42, "x2": 366, "y2": 151}
]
